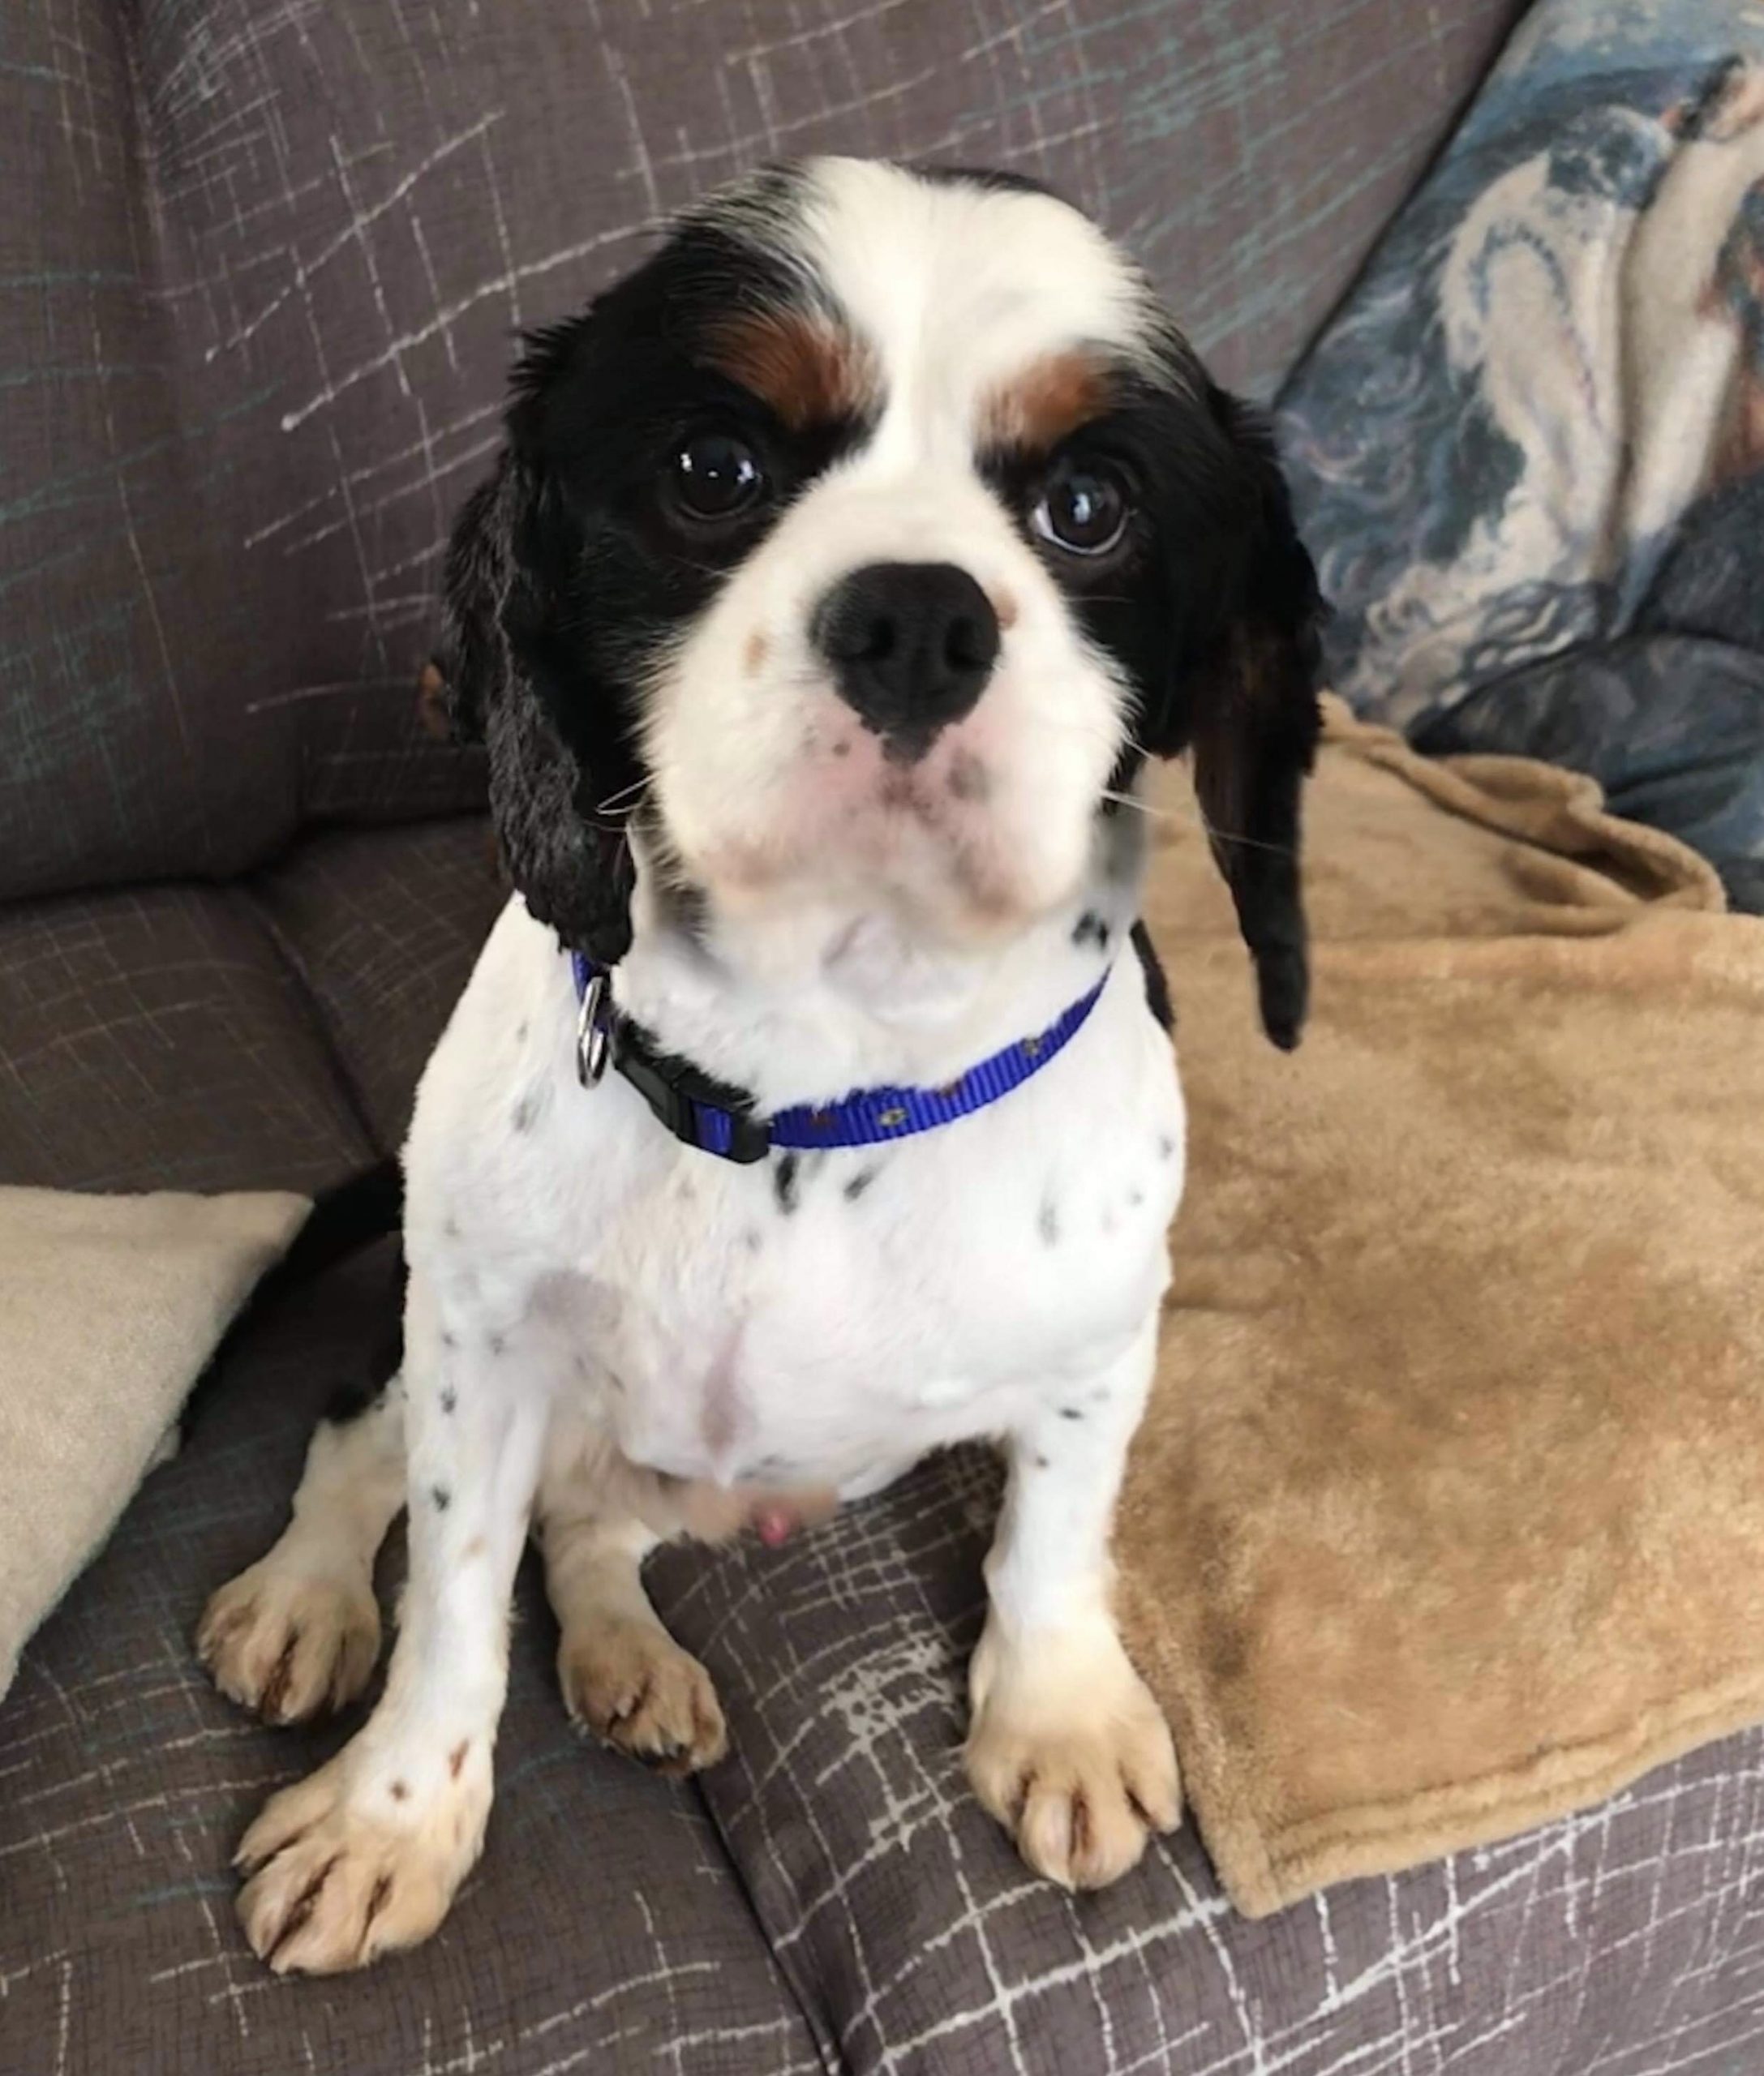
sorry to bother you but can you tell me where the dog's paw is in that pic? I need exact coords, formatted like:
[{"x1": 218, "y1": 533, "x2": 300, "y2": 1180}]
[
  {"x1": 198, "y1": 1557, "x2": 381, "y2": 1724},
  {"x1": 234, "y1": 1743, "x2": 489, "y2": 1974},
  {"x1": 559, "y1": 1619, "x2": 727, "y2": 1775},
  {"x1": 964, "y1": 1619, "x2": 1180, "y2": 1891}
]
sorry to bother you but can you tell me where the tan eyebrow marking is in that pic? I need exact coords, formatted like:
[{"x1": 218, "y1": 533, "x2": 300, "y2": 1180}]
[
  {"x1": 703, "y1": 307, "x2": 879, "y2": 429},
  {"x1": 979, "y1": 350, "x2": 1110, "y2": 453}
]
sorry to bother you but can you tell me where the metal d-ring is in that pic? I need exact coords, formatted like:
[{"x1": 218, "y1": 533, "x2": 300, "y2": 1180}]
[{"x1": 576, "y1": 970, "x2": 612, "y2": 1087}]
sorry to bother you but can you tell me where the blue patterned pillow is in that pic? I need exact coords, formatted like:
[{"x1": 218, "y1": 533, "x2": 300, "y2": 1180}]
[{"x1": 1280, "y1": 0, "x2": 1764, "y2": 909}]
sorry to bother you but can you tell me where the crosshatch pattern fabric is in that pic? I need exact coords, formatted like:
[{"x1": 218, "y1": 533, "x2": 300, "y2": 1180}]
[
  {"x1": 12, "y1": 1337, "x2": 1764, "y2": 2076},
  {"x1": 0, "y1": 881, "x2": 373, "y2": 1195},
  {"x1": 1, "y1": 0, "x2": 1523, "y2": 906},
  {"x1": 248, "y1": 815, "x2": 506, "y2": 1153},
  {"x1": 0, "y1": 1246, "x2": 825, "y2": 2076},
  {"x1": 651, "y1": 1453, "x2": 1764, "y2": 2076}
]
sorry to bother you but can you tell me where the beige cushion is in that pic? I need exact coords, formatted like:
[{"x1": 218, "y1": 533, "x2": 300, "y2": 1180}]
[{"x1": 0, "y1": 1187, "x2": 308, "y2": 1699}]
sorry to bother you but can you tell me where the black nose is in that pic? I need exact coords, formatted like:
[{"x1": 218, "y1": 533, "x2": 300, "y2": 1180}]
[{"x1": 815, "y1": 562, "x2": 1000, "y2": 754}]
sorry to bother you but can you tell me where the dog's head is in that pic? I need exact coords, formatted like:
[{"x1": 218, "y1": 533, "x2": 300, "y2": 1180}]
[{"x1": 444, "y1": 158, "x2": 1323, "y2": 1045}]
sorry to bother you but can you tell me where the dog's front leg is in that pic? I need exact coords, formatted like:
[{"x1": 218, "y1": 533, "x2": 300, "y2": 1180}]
[
  {"x1": 234, "y1": 1263, "x2": 550, "y2": 1973},
  {"x1": 965, "y1": 1312, "x2": 1180, "y2": 1890}
]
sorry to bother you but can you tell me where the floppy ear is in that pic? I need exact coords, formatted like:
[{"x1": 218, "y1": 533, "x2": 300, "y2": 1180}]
[
  {"x1": 440, "y1": 438, "x2": 638, "y2": 965},
  {"x1": 1148, "y1": 388, "x2": 1324, "y2": 1050}
]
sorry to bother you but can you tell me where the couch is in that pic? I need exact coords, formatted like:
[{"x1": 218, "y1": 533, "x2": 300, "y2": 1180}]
[{"x1": 11, "y1": 3, "x2": 1763, "y2": 2070}]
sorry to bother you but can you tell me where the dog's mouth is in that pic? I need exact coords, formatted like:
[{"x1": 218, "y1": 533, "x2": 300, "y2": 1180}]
[{"x1": 783, "y1": 729, "x2": 1029, "y2": 934}]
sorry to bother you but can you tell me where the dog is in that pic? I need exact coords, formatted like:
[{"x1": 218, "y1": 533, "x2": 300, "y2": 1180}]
[{"x1": 196, "y1": 156, "x2": 1322, "y2": 1974}]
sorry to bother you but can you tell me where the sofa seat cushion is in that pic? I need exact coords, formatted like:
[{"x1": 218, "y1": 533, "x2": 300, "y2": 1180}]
[
  {"x1": 0, "y1": 1244, "x2": 821, "y2": 2076},
  {"x1": 250, "y1": 817, "x2": 504, "y2": 1153},
  {"x1": 648, "y1": 1452, "x2": 1764, "y2": 2075},
  {"x1": 0, "y1": 883, "x2": 371, "y2": 1194}
]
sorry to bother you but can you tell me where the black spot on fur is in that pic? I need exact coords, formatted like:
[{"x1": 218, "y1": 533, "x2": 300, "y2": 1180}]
[
  {"x1": 516, "y1": 1021, "x2": 530, "y2": 1044},
  {"x1": 431, "y1": 1485, "x2": 452, "y2": 1512},
  {"x1": 774, "y1": 1154, "x2": 800, "y2": 1215},
  {"x1": 1038, "y1": 1199, "x2": 1060, "y2": 1246},
  {"x1": 512, "y1": 1089, "x2": 543, "y2": 1132},
  {"x1": 1034, "y1": 1453, "x2": 1051, "y2": 1470},
  {"x1": 1072, "y1": 911, "x2": 1110, "y2": 951},
  {"x1": 843, "y1": 1167, "x2": 878, "y2": 1202},
  {"x1": 440, "y1": 1328, "x2": 458, "y2": 1349},
  {"x1": 439, "y1": 1387, "x2": 457, "y2": 1414},
  {"x1": 1157, "y1": 1133, "x2": 1176, "y2": 1162},
  {"x1": 488, "y1": 1332, "x2": 506, "y2": 1356},
  {"x1": 1059, "y1": 1406, "x2": 1084, "y2": 1421},
  {"x1": 743, "y1": 1228, "x2": 763, "y2": 1253},
  {"x1": 1129, "y1": 1187, "x2": 1145, "y2": 1207}
]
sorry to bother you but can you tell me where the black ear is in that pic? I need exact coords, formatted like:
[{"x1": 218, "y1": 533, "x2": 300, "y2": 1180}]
[
  {"x1": 440, "y1": 437, "x2": 638, "y2": 966},
  {"x1": 1149, "y1": 388, "x2": 1324, "y2": 1050}
]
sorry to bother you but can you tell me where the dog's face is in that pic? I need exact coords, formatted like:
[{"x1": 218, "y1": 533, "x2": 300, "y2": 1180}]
[{"x1": 445, "y1": 157, "x2": 1323, "y2": 1044}]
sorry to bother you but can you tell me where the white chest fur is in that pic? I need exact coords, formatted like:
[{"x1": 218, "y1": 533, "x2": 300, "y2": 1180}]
[{"x1": 404, "y1": 899, "x2": 1186, "y2": 1503}]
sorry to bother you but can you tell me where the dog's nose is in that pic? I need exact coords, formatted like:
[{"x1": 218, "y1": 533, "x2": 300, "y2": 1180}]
[{"x1": 814, "y1": 562, "x2": 1000, "y2": 753}]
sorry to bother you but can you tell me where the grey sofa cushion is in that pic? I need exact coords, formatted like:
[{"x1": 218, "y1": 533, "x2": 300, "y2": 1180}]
[
  {"x1": 0, "y1": 884, "x2": 371, "y2": 1195},
  {"x1": 649, "y1": 1451, "x2": 1764, "y2": 2075},
  {"x1": 251, "y1": 817, "x2": 504, "y2": 1153},
  {"x1": 2, "y1": 0, "x2": 1525, "y2": 905},
  {"x1": 0, "y1": 1243, "x2": 822, "y2": 2076}
]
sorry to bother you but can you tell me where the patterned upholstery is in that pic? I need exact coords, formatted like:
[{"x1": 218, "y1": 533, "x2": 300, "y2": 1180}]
[
  {"x1": 0, "y1": 884, "x2": 371, "y2": 1194},
  {"x1": 0, "y1": 1244, "x2": 822, "y2": 2075},
  {"x1": 655, "y1": 1456, "x2": 1764, "y2": 2074}
]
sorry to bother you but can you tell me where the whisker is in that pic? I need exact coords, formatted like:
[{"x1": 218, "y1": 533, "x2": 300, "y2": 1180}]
[
  {"x1": 594, "y1": 774, "x2": 651, "y2": 815},
  {"x1": 1101, "y1": 786, "x2": 1296, "y2": 857}
]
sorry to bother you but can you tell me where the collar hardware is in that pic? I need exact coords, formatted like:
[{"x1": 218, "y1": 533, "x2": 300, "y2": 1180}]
[{"x1": 575, "y1": 970, "x2": 612, "y2": 1087}]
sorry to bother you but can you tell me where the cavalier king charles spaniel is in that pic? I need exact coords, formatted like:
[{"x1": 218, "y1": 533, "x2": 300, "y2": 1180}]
[{"x1": 198, "y1": 156, "x2": 1322, "y2": 1973}]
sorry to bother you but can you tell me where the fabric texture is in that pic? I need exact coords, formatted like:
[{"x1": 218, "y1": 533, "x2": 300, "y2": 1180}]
[
  {"x1": 0, "y1": 1242, "x2": 822, "y2": 2076},
  {"x1": 1117, "y1": 701, "x2": 1764, "y2": 1918},
  {"x1": 0, "y1": 0, "x2": 1521, "y2": 906},
  {"x1": 0, "y1": 883, "x2": 375, "y2": 1195},
  {"x1": 1280, "y1": 0, "x2": 1764, "y2": 908},
  {"x1": 650, "y1": 1475, "x2": 1764, "y2": 2075},
  {"x1": 248, "y1": 816, "x2": 504, "y2": 1153},
  {"x1": 0, "y1": 1185, "x2": 309, "y2": 1701}
]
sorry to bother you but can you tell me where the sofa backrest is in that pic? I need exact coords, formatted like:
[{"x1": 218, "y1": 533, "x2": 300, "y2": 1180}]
[{"x1": 0, "y1": 0, "x2": 1524, "y2": 906}]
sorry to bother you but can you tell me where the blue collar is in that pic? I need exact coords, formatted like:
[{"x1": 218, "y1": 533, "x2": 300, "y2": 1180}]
[{"x1": 569, "y1": 948, "x2": 1108, "y2": 1165}]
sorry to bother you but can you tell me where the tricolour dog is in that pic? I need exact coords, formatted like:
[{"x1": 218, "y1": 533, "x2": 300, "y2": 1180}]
[{"x1": 197, "y1": 157, "x2": 1322, "y2": 1974}]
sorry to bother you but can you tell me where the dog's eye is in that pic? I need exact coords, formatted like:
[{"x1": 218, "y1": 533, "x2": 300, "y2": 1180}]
[
  {"x1": 670, "y1": 432, "x2": 766, "y2": 522},
  {"x1": 1031, "y1": 464, "x2": 1129, "y2": 557}
]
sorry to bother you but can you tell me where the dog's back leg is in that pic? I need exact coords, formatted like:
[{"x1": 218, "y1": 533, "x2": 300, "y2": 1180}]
[
  {"x1": 198, "y1": 1289, "x2": 407, "y2": 1725},
  {"x1": 534, "y1": 1435, "x2": 727, "y2": 1776}
]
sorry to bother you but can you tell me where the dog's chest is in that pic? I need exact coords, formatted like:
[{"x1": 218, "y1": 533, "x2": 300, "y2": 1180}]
[
  {"x1": 412, "y1": 908, "x2": 1187, "y2": 1495},
  {"x1": 552, "y1": 1099, "x2": 1178, "y2": 1493}
]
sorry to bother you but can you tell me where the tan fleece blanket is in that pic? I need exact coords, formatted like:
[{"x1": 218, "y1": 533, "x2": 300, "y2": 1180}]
[
  {"x1": 0, "y1": 1187, "x2": 309, "y2": 1701},
  {"x1": 1116, "y1": 699, "x2": 1764, "y2": 1918}
]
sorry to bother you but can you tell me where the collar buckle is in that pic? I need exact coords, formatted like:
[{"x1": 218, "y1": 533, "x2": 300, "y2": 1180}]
[{"x1": 576, "y1": 971, "x2": 612, "y2": 1087}]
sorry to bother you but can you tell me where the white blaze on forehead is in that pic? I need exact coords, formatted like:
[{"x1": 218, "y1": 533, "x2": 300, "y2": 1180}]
[{"x1": 792, "y1": 158, "x2": 1157, "y2": 462}]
